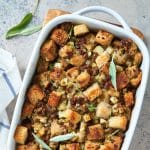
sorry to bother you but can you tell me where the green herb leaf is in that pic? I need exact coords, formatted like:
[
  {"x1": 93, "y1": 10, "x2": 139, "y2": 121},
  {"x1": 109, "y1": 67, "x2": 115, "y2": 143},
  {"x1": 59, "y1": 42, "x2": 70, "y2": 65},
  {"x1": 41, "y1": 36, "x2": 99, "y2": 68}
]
[
  {"x1": 50, "y1": 133, "x2": 77, "y2": 142},
  {"x1": 32, "y1": 133, "x2": 52, "y2": 150},
  {"x1": 6, "y1": 13, "x2": 33, "y2": 39},
  {"x1": 109, "y1": 58, "x2": 117, "y2": 90},
  {"x1": 68, "y1": 25, "x2": 74, "y2": 39},
  {"x1": 87, "y1": 103, "x2": 96, "y2": 112}
]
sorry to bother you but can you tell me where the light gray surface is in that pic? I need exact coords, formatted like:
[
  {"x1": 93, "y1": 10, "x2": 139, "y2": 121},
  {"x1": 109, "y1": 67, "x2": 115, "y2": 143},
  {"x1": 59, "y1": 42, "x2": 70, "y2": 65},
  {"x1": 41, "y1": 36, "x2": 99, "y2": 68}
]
[{"x1": 0, "y1": 0, "x2": 150, "y2": 149}]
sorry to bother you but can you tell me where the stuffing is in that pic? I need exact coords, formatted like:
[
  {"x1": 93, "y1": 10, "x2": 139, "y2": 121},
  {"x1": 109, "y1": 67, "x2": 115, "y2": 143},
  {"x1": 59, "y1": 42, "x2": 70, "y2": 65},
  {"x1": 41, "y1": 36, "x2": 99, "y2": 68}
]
[
  {"x1": 48, "y1": 91, "x2": 62, "y2": 107},
  {"x1": 95, "y1": 30, "x2": 114, "y2": 47},
  {"x1": 83, "y1": 83, "x2": 102, "y2": 101},
  {"x1": 130, "y1": 71, "x2": 142, "y2": 87},
  {"x1": 96, "y1": 102, "x2": 111, "y2": 119},
  {"x1": 21, "y1": 102, "x2": 34, "y2": 118},
  {"x1": 14, "y1": 126, "x2": 28, "y2": 144},
  {"x1": 51, "y1": 28, "x2": 69, "y2": 46},
  {"x1": 16, "y1": 145, "x2": 26, "y2": 150},
  {"x1": 85, "y1": 141, "x2": 100, "y2": 150},
  {"x1": 17, "y1": 142, "x2": 39, "y2": 150},
  {"x1": 78, "y1": 122, "x2": 87, "y2": 142},
  {"x1": 108, "y1": 116, "x2": 127, "y2": 130},
  {"x1": 27, "y1": 84, "x2": 45, "y2": 105},
  {"x1": 95, "y1": 52, "x2": 110, "y2": 68},
  {"x1": 40, "y1": 39, "x2": 57, "y2": 61},
  {"x1": 133, "y1": 52, "x2": 142, "y2": 66},
  {"x1": 50, "y1": 68, "x2": 64, "y2": 81},
  {"x1": 70, "y1": 55, "x2": 86, "y2": 67},
  {"x1": 36, "y1": 58, "x2": 49, "y2": 73},
  {"x1": 59, "y1": 145, "x2": 66, "y2": 150},
  {"x1": 124, "y1": 91, "x2": 134, "y2": 107},
  {"x1": 125, "y1": 66, "x2": 139, "y2": 79},
  {"x1": 116, "y1": 71, "x2": 129, "y2": 89},
  {"x1": 77, "y1": 71, "x2": 90, "y2": 88},
  {"x1": 87, "y1": 124, "x2": 104, "y2": 140},
  {"x1": 66, "y1": 143, "x2": 80, "y2": 150},
  {"x1": 74, "y1": 24, "x2": 89, "y2": 36},
  {"x1": 83, "y1": 114, "x2": 91, "y2": 122},
  {"x1": 59, "y1": 45, "x2": 73, "y2": 58},
  {"x1": 66, "y1": 67, "x2": 79, "y2": 78}
]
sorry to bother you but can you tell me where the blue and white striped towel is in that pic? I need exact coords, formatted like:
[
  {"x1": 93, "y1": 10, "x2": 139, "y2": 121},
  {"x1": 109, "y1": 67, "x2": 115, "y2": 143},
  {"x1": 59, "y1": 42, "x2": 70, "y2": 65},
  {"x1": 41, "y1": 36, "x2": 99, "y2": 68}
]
[
  {"x1": 0, "y1": 110, "x2": 10, "y2": 150},
  {"x1": 0, "y1": 48, "x2": 22, "y2": 150}
]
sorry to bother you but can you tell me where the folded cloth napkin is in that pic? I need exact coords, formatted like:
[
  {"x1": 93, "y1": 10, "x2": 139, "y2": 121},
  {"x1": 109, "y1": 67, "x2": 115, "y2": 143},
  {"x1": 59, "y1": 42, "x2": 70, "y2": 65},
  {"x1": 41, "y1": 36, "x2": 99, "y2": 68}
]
[
  {"x1": 0, "y1": 48, "x2": 22, "y2": 149},
  {"x1": 0, "y1": 110, "x2": 10, "y2": 150}
]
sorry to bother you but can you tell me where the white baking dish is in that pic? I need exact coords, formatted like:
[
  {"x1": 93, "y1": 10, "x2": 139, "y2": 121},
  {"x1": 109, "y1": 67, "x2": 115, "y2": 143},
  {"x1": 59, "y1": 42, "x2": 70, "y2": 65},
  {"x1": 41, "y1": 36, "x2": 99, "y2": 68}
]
[{"x1": 7, "y1": 6, "x2": 149, "y2": 150}]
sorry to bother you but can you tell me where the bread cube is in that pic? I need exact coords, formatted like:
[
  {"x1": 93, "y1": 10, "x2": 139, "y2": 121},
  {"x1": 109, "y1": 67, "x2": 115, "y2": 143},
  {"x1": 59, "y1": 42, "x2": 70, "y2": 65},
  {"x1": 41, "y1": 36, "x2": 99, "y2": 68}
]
[
  {"x1": 70, "y1": 55, "x2": 86, "y2": 67},
  {"x1": 83, "y1": 114, "x2": 91, "y2": 122},
  {"x1": 37, "y1": 71, "x2": 51, "y2": 88},
  {"x1": 96, "y1": 30, "x2": 114, "y2": 46},
  {"x1": 50, "y1": 68, "x2": 64, "y2": 81},
  {"x1": 14, "y1": 126, "x2": 28, "y2": 144},
  {"x1": 51, "y1": 120, "x2": 65, "y2": 136},
  {"x1": 108, "y1": 116, "x2": 127, "y2": 130},
  {"x1": 87, "y1": 124, "x2": 104, "y2": 140},
  {"x1": 117, "y1": 71, "x2": 129, "y2": 89},
  {"x1": 40, "y1": 39, "x2": 57, "y2": 61},
  {"x1": 83, "y1": 83, "x2": 102, "y2": 101},
  {"x1": 66, "y1": 67, "x2": 79, "y2": 78},
  {"x1": 74, "y1": 24, "x2": 89, "y2": 36},
  {"x1": 51, "y1": 28, "x2": 68, "y2": 46},
  {"x1": 95, "y1": 52, "x2": 110, "y2": 68},
  {"x1": 125, "y1": 66, "x2": 139, "y2": 79},
  {"x1": 96, "y1": 102, "x2": 111, "y2": 119},
  {"x1": 66, "y1": 143, "x2": 80, "y2": 150},
  {"x1": 48, "y1": 91, "x2": 62, "y2": 107},
  {"x1": 37, "y1": 58, "x2": 49, "y2": 73},
  {"x1": 59, "y1": 109, "x2": 81, "y2": 124},
  {"x1": 85, "y1": 141, "x2": 100, "y2": 150},
  {"x1": 21, "y1": 102, "x2": 34, "y2": 118},
  {"x1": 130, "y1": 71, "x2": 142, "y2": 87},
  {"x1": 26, "y1": 142, "x2": 39, "y2": 150},
  {"x1": 59, "y1": 45, "x2": 73, "y2": 58},
  {"x1": 16, "y1": 145, "x2": 26, "y2": 150},
  {"x1": 78, "y1": 121, "x2": 87, "y2": 142},
  {"x1": 134, "y1": 52, "x2": 142, "y2": 66},
  {"x1": 59, "y1": 145, "x2": 66, "y2": 150},
  {"x1": 77, "y1": 72, "x2": 90, "y2": 88},
  {"x1": 27, "y1": 84, "x2": 45, "y2": 105},
  {"x1": 124, "y1": 91, "x2": 134, "y2": 107}
]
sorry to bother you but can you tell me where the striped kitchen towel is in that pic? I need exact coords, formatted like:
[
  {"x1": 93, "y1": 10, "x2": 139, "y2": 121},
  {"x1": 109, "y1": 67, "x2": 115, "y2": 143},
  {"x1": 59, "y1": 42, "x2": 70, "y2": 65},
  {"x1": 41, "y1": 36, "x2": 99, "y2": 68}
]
[{"x1": 0, "y1": 110, "x2": 10, "y2": 150}]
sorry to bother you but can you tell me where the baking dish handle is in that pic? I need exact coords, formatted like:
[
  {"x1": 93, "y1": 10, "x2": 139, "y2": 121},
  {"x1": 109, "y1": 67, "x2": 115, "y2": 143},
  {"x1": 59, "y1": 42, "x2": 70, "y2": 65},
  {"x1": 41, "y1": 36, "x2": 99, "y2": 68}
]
[{"x1": 73, "y1": 6, "x2": 132, "y2": 32}]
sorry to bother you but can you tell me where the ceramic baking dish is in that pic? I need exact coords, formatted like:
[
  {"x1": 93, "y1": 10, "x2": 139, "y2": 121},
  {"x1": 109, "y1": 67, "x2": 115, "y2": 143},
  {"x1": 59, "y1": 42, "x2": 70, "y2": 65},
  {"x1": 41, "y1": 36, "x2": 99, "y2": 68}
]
[{"x1": 7, "y1": 6, "x2": 149, "y2": 150}]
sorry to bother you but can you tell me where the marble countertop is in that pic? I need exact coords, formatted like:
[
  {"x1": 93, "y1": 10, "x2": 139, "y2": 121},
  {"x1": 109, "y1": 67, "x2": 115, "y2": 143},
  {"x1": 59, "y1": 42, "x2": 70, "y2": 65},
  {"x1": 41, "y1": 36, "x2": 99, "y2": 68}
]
[{"x1": 0, "y1": 0, "x2": 150, "y2": 149}]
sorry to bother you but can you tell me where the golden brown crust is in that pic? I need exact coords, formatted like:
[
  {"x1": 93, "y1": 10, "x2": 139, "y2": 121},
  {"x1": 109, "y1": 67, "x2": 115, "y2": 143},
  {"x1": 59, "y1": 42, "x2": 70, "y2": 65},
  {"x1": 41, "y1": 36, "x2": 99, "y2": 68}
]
[
  {"x1": 66, "y1": 143, "x2": 80, "y2": 150},
  {"x1": 85, "y1": 141, "x2": 100, "y2": 150},
  {"x1": 124, "y1": 91, "x2": 134, "y2": 107}
]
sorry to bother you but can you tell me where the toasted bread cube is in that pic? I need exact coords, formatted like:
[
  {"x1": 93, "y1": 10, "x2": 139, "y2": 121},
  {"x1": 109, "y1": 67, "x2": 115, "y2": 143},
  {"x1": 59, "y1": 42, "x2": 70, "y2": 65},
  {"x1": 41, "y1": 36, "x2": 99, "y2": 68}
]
[
  {"x1": 111, "y1": 136, "x2": 122, "y2": 150},
  {"x1": 125, "y1": 66, "x2": 139, "y2": 79},
  {"x1": 50, "y1": 68, "x2": 64, "y2": 81},
  {"x1": 124, "y1": 91, "x2": 134, "y2": 107},
  {"x1": 48, "y1": 91, "x2": 62, "y2": 107},
  {"x1": 51, "y1": 120, "x2": 65, "y2": 136},
  {"x1": 21, "y1": 102, "x2": 34, "y2": 118},
  {"x1": 16, "y1": 145, "x2": 26, "y2": 150},
  {"x1": 99, "y1": 144, "x2": 113, "y2": 150},
  {"x1": 37, "y1": 58, "x2": 49, "y2": 73},
  {"x1": 66, "y1": 143, "x2": 80, "y2": 150},
  {"x1": 27, "y1": 84, "x2": 45, "y2": 105},
  {"x1": 37, "y1": 71, "x2": 51, "y2": 88},
  {"x1": 70, "y1": 55, "x2": 86, "y2": 67},
  {"x1": 59, "y1": 45, "x2": 73, "y2": 58},
  {"x1": 14, "y1": 126, "x2": 28, "y2": 144},
  {"x1": 59, "y1": 109, "x2": 81, "y2": 124},
  {"x1": 117, "y1": 71, "x2": 129, "y2": 89},
  {"x1": 83, "y1": 83, "x2": 102, "y2": 101},
  {"x1": 78, "y1": 122, "x2": 87, "y2": 142},
  {"x1": 96, "y1": 30, "x2": 114, "y2": 46},
  {"x1": 108, "y1": 116, "x2": 127, "y2": 130},
  {"x1": 85, "y1": 141, "x2": 100, "y2": 150},
  {"x1": 32, "y1": 123, "x2": 46, "y2": 137},
  {"x1": 96, "y1": 102, "x2": 111, "y2": 119},
  {"x1": 130, "y1": 71, "x2": 142, "y2": 87},
  {"x1": 95, "y1": 52, "x2": 110, "y2": 68},
  {"x1": 40, "y1": 39, "x2": 57, "y2": 61},
  {"x1": 87, "y1": 124, "x2": 104, "y2": 140},
  {"x1": 26, "y1": 142, "x2": 39, "y2": 150},
  {"x1": 66, "y1": 67, "x2": 79, "y2": 78},
  {"x1": 51, "y1": 28, "x2": 68, "y2": 46},
  {"x1": 83, "y1": 114, "x2": 91, "y2": 122},
  {"x1": 74, "y1": 24, "x2": 89, "y2": 36},
  {"x1": 59, "y1": 145, "x2": 66, "y2": 150},
  {"x1": 77, "y1": 72, "x2": 90, "y2": 88},
  {"x1": 134, "y1": 52, "x2": 142, "y2": 66}
]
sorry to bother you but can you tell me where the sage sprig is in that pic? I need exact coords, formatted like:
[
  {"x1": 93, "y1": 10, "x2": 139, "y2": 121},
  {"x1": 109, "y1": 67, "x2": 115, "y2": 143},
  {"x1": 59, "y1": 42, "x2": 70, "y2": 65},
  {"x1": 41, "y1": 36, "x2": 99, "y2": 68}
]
[
  {"x1": 87, "y1": 103, "x2": 96, "y2": 112},
  {"x1": 50, "y1": 132, "x2": 77, "y2": 142},
  {"x1": 109, "y1": 57, "x2": 117, "y2": 90},
  {"x1": 32, "y1": 133, "x2": 52, "y2": 150}
]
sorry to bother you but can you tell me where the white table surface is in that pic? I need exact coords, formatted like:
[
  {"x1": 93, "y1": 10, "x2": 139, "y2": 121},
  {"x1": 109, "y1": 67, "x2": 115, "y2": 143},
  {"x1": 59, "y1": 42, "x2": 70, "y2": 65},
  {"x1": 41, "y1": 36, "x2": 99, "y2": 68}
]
[{"x1": 0, "y1": 0, "x2": 150, "y2": 149}]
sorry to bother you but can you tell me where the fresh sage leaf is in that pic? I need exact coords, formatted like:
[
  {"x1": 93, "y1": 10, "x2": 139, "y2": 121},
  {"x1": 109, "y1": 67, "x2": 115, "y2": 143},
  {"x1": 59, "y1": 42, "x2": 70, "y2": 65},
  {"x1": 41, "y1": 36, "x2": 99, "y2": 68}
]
[
  {"x1": 50, "y1": 133, "x2": 77, "y2": 142},
  {"x1": 32, "y1": 133, "x2": 52, "y2": 150},
  {"x1": 109, "y1": 58, "x2": 117, "y2": 90},
  {"x1": 87, "y1": 103, "x2": 96, "y2": 112},
  {"x1": 6, "y1": 13, "x2": 33, "y2": 39}
]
